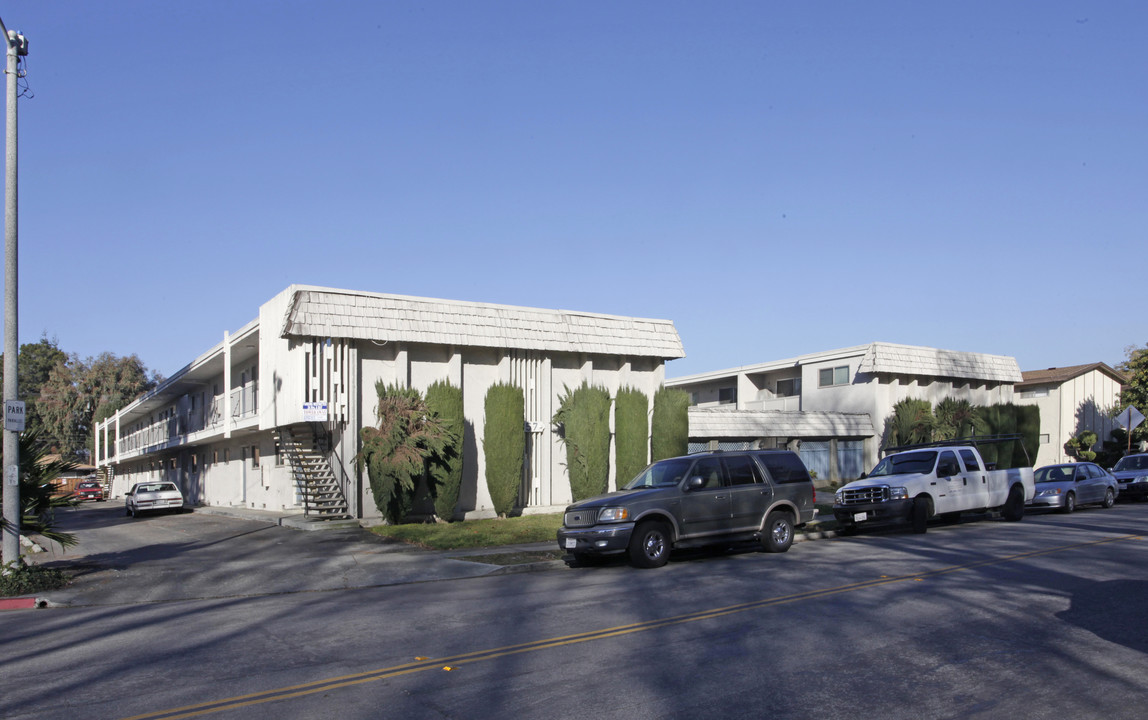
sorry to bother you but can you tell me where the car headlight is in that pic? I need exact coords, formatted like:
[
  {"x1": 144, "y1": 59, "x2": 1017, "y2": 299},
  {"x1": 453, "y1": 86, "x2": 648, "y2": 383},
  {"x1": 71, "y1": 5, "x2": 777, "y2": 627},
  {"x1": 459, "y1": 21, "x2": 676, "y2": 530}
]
[
  {"x1": 1037, "y1": 488, "x2": 1062, "y2": 497},
  {"x1": 888, "y1": 487, "x2": 908, "y2": 500},
  {"x1": 1134, "y1": 476, "x2": 1148, "y2": 484},
  {"x1": 834, "y1": 491, "x2": 844, "y2": 504},
  {"x1": 597, "y1": 507, "x2": 630, "y2": 523}
]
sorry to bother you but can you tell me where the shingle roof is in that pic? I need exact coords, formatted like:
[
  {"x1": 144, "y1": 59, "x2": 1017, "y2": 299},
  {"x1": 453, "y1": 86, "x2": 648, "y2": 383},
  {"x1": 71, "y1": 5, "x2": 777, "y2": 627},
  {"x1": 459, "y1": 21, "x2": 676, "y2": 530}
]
[
  {"x1": 858, "y1": 342, "x2": 1021, "y2": 383},
  {"x1": 280, "y1": 287, "x2": 685, "y2": 359},
  {"x1": 1017, "y1": 362, "x2": 1127, "y2": 388},
  {"x1": 689, "y1": 408, "x2": 874, "y2": 438}
]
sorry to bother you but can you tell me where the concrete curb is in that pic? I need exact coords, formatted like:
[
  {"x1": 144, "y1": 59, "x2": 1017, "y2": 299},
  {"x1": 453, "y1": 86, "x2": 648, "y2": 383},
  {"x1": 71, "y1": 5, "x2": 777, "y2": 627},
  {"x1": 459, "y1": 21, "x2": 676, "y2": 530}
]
[{"x1": 0, "y1": 596, "x2": 46, "y2": 611}]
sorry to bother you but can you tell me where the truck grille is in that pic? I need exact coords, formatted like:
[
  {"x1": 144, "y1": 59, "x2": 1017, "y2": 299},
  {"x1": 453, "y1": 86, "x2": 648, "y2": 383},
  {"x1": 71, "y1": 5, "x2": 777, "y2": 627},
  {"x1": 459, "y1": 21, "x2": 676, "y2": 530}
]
[
  {"x1": 563, "y1": 509, "x2": 598, "y2": 528},
  {"x1": 839, "y1": 486, "x2": 890, "y2": 505}
]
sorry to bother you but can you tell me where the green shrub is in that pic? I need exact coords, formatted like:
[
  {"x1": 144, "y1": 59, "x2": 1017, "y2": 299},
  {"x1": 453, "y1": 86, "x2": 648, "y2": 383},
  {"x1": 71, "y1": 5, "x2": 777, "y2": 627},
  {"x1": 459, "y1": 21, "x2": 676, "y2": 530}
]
[
  {"x1": 425, "y1": 380, "x2": 464, "y2": 521},
  {"x1": 1016, "y1": 404, "x2": 1041, "y2": 467},
  {"x1": 0, "y1": 561, "x2": 69, "y2": 597},
  {"x1": 934, "y1": 398, "x2": 984, "y2": 441},
  {"x1": 651, "y1": 386, "x2": 689, "y2": 461},
  {"x1": 484, "y1": 383, "x2": 525, "y2": 516},
  {"x1": 885, "y1": 398, "x2": 935, "y2": 449},
  {"x1": 614, "y1": 387, "x2": 649, "y2": 488},
  {"x1": 554, "y1": 382, "x2": 612, "y2": 501},
  {"x1": 358, "y1": 383, "x2": 449, "y2": 524}
]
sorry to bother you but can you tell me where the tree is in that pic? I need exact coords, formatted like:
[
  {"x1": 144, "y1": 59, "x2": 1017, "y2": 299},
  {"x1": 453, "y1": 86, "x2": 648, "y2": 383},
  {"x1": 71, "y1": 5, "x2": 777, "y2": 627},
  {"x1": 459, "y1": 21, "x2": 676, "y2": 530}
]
[
  {"x1": 885, "y1": 398, "x2": 934, "y2": 448},
  {"x1": 358, "y1": 383, "x2": 449, "y2": 524},
  {"x1": 36, "y1": 352, "x2": 160, "y2": 459},
  {"x1": 650, "y1": 386, "x2": 689, "y2": 461},
  {"x1": 0, "y1": 334, "x2": 68, "y2": 438},
  {"x1": 1117, "y1": 343, "x2": 1148, "y2": 446},
  {"x1": 933, "y1": 398, "x2": 984, "y2": 441},
  {"x1": 484, "y1": 383, "x2": 525, "y2": 517},
  {"x1": 553, "y1": 382, "x2": 611, "y2": 502},
  {"x1": 425, "y1": 380, "x2": 464, "y2": 521},
  {"x1": 614, "y1": 387, "x2": 649, "y2": 489}
]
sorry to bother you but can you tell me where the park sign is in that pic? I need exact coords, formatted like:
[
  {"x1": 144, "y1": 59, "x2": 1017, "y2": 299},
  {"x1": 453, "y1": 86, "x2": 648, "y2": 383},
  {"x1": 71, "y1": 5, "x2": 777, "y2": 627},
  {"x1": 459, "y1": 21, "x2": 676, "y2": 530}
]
[{"x1": 4, "y1": 399, "x2": 25, "y2": 431}]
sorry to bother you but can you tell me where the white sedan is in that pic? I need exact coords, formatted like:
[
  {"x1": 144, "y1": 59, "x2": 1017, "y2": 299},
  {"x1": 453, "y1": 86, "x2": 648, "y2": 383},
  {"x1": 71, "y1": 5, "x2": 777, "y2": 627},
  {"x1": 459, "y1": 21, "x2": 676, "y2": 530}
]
[{"x1": 125, "y1": 482, "x2": 185, "y2": 518}]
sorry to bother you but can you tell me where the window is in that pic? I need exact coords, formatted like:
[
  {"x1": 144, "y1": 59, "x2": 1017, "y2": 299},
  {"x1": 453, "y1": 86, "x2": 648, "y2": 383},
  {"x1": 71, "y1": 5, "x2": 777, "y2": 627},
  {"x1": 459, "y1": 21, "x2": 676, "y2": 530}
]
[
  {"x1": 1020, "y1": 387, "x2": 1050, "y2": 399},
  {"x1": 252, "y1": 446, "x2": 260, "y2": 468},
  {"x1": 776, "y1": 378, "x2": 801, "y2": 397},
  {"x1": 723, "y1": 455, "x2": 760, "y2": 486},
  {"x1": 959, "y1": 449, "x2": 981, "y2": 472},
  {"x1": 819, "y1": 366, "x2": 849, "y2": 387},
  {"x1": 1039, "y1": 434, "x2": 1050, "y2": 444},
  {"x1": 689, "y1": 457, "x2": 726, "y2": 489},
  {"x1": 718, "y1": 387, "x2": 737, "y2": 404}
]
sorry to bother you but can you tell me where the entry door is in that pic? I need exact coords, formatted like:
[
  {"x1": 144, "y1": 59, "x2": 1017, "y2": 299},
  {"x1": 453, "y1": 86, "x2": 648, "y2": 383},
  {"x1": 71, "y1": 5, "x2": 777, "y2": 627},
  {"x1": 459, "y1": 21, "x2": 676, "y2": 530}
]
[
  {"x1": 936, "y1": 451, "x2": 963, "y2": 514},
  {"x1": 678, "y1": 456, "x2": 732, "y2": 537},
  {"x1": 725, "y1": 455, "x2": 771, "y2": 531}
]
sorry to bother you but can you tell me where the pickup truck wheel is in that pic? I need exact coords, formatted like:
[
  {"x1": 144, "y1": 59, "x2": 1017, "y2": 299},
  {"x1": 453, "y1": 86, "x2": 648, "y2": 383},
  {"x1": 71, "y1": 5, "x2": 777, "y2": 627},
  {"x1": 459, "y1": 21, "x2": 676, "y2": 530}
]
[
  {"x1": 1002, "y1": 485, "x2": 1025, "y2": 521},
  {"x1": 911, "y1": 497, "x2": 930, "y2": 534},
  {"x1": 1102, "y1": 488, "x2": 1115, "y2": 509},
  {"x1": 628, "y1": 520, "x2": 672, "y2": 568},
  {"x1": 1061, "y1": 492, "x2": 1076, "y2": 514},
  {"x1": 761, "y1": 511, "x2": 794, "y2": 553}
]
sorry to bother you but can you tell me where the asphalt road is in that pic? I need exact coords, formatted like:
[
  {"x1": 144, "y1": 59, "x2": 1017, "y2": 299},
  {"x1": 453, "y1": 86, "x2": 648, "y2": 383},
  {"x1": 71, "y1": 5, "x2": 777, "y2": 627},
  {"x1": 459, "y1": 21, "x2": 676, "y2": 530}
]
[{"x1": 2, "y1": 502, "x2": 1147, "y2": 720}]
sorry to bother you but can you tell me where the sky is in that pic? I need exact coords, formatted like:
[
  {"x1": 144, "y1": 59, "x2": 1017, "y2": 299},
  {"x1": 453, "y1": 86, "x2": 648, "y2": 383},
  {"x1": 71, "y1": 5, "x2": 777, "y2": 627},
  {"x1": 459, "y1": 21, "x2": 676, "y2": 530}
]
[{"x1": 1, "y1": 1, "x2": 1144, "y2": 380}]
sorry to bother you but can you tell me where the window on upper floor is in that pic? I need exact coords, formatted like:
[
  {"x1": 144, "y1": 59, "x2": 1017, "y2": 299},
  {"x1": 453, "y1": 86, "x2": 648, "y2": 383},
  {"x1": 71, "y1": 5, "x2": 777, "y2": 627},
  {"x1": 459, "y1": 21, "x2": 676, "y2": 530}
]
[
  {"x1": 819, "y1": 366, "x2": 850, "y2": 388},
  {"x1": 718, "y1": 387, "x2": 737, "y2": 404},
  {"x1": 1020, "y1": 387, "x2": 1050, "y2": 399},
  {"x1": 776, "y1": 378, "x2": 801, "y2": 397}
]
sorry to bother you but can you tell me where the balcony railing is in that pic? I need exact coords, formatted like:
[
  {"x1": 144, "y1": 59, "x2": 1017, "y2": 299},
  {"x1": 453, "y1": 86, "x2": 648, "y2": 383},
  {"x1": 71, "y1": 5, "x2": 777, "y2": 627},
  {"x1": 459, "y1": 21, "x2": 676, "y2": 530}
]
[{"x1": 116, "y1": 382, "x2": 259, "y2": 455}]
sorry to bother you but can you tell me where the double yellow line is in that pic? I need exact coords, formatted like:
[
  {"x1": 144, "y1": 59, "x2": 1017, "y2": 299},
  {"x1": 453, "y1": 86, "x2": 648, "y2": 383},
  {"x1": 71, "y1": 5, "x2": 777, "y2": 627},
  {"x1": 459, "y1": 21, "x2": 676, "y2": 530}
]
[{"x1": 125, "y1": 533, "x2": 1142, "y2": 720}]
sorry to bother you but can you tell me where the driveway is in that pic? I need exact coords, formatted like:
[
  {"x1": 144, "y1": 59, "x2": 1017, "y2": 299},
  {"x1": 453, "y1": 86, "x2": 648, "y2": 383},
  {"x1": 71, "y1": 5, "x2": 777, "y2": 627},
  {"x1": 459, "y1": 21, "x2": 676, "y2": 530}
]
[{"x1": 26, "y1": 504, "x2": 539, "y2": 606}]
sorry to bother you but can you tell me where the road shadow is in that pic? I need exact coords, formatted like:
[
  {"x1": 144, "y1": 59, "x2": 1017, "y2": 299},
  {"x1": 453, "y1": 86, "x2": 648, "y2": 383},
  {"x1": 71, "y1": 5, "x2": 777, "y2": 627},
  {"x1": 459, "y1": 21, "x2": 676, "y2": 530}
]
[{"x1": 1056, "y1": 579, "x2": 1148, "y2": 654}]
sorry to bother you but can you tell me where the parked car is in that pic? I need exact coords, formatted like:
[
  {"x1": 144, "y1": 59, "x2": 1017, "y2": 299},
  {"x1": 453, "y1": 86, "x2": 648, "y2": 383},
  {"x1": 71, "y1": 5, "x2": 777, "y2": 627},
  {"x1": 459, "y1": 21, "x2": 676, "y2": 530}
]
[
  {"x1": 1110, "y1": 453, "x2": 1148, "y2": 501},
  {"x1": 75, "y1": 480, "x2": 105, "y2": 502},
  {"x1": 1028, "y1": 463, "x2": 1117, "y2": 513},
  {"x1": 556, "y1": 449, "x2": 817, "y2": 568},
  {"x1": 125, "y1": 481, "x2": 184, "y2": 518}
]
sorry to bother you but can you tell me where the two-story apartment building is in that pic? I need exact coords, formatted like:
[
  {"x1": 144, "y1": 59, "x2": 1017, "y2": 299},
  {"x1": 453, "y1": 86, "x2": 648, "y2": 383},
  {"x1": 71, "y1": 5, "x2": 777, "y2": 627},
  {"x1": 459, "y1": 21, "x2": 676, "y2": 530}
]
[
  {"x1": 95, "y1": 285, "x2": 684, "y2": 521},
  {"x1": 666, "y1": 342, "x2": 1022, "y2": 482},
  {"x1": 1014, "y1": 362, "x2": 1127, "y2": 466}
]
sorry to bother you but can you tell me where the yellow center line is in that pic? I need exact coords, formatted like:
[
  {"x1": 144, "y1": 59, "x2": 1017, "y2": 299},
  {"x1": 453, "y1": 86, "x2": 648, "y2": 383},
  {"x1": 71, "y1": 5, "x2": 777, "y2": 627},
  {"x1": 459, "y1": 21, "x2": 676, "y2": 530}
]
[{"x1": 123, "y1": 533, "x2": 1143, "y2": 720}]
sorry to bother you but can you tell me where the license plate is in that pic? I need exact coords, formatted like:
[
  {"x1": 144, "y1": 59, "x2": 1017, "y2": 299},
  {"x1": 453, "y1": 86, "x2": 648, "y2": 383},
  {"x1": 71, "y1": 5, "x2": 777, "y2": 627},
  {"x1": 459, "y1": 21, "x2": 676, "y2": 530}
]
[
  {"x1": 853, "y1": 512, "x2": 868, "y2": 522},
  {"x1": 565, "y1": 538, "x2": 576, "y2": 549}
]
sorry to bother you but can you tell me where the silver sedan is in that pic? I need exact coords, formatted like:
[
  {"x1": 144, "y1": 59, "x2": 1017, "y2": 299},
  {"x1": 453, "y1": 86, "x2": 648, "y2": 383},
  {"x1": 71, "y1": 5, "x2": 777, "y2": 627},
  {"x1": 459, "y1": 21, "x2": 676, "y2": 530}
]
[
  {"x1": 1027, "y1": 463, "x2": 1118, "y2": 513},
  {"x1": 125, "y1": 481, "x2": 185, "y2": 518}
]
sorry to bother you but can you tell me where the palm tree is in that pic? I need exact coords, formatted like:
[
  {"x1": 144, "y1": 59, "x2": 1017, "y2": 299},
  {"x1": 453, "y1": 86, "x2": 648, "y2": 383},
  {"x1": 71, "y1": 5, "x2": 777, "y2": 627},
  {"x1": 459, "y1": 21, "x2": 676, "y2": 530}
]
[
  {"x1": 886, "y1": 398, "x2": 935, "y2": 448},
  {"x1": 0, "y1": 429, "x2": 80, "y2": 552},
  {"x1": 934, "y1": 398, "x2": 986, "y2": 441}
]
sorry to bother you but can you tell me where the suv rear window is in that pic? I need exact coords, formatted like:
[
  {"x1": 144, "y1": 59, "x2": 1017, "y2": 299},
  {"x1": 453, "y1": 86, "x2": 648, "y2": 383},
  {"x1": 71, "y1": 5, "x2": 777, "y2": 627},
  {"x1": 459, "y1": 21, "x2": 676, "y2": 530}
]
[{"x1": 755, "y1": 452, "x2": 812, "y2": 484}]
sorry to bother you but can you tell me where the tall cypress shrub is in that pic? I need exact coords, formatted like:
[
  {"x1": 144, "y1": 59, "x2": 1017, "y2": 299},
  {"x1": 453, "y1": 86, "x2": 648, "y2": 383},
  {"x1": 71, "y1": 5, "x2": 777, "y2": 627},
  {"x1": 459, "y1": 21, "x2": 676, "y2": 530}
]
[
  {"x1": 553, "y1": 382, "x2": 612, "y2": 501},
  {"x1": 651, "y1": 386, "x2": 689, "y2": 461},
  {"x1": 614, "y1": 387, "x2": 649, "y2": 489},
  {"x1": 483, "y1": 383, "x2": 524, "y2": 517},
  {"x1": 1015, "y1": 404, "x2": 1041, "y2": 468},
  {"x1": 425, "y1": 380, "x2": 464, "y2": 521}
]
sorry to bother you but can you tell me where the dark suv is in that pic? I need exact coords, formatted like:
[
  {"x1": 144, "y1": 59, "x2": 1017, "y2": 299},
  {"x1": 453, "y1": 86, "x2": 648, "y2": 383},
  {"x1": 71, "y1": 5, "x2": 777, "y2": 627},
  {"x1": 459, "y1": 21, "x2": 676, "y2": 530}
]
[{"x1": 557, "y1": 450, "x2": 817, "y2": 568}]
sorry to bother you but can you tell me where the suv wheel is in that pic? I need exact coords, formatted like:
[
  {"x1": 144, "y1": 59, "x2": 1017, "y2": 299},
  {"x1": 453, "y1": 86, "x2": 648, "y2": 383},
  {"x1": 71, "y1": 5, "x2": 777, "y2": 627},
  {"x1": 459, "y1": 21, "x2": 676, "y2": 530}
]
[
  {"x1": 628, "y1": 520, "x2": 671, "y2": 568},
  {"x1": 761, "y1": 511, "x2": 794, "y2": 553}
]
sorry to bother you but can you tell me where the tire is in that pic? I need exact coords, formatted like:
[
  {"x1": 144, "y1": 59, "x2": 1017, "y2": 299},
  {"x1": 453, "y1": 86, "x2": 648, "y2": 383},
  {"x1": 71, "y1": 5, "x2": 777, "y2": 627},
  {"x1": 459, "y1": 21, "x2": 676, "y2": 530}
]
[
  {"x1": 1061, "y1": 492, "x2": 1076, "y2": 514},
  {"x1": 628, "y1": 520, "x2": 672, "y2": 568},
  {"x1": 1102, "y1": 488, "x2": 1115, "y2": 509},
  {"x1": 911, "y1": 497, "x2": 931, "y2": 534},
  {"x1": 125, "y1": 506, "x2": 131, "y2": 517},
  {"x1": 1002, "y1": 485, "x2": 1025, "y2": 522},
  {"x1": 761, "y1": 511, "x2": 794, "y2": 553}
]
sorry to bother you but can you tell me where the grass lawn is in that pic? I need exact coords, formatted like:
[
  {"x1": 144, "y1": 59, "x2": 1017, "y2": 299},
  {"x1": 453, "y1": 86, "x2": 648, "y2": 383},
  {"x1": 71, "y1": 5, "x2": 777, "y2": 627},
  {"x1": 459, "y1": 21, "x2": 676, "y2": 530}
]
[{"x1": 370, "y1": 513, "x2": 564, "y2": 550}]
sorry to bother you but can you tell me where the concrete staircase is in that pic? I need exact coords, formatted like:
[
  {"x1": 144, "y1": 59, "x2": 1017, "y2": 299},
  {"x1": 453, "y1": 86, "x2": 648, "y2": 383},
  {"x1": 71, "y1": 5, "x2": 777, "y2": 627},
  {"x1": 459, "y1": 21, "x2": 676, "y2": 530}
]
[{"x1": 276, "y1": 425, "x2": 352, "y2": 520}]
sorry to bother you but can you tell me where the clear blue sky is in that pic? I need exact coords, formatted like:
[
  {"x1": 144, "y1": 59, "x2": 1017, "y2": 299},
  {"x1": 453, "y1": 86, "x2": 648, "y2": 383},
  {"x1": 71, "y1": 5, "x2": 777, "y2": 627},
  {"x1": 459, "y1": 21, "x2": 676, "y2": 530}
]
[{"x1": 3, "y1": 1, "x2": 1144, "y2": 380}]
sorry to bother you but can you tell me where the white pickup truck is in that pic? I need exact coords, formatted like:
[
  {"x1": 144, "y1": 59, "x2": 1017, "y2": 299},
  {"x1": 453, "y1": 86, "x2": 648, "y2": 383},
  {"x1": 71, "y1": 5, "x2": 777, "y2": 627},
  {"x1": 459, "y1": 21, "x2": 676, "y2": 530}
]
[{"x1": 832, "y1": 443, "x2": 1035, "y2": 533}]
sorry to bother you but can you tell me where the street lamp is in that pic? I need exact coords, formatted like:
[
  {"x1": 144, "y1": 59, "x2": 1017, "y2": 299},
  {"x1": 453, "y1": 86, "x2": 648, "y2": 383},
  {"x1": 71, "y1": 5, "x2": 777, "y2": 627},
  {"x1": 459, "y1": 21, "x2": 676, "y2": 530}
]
[{"x1": 0, "y1": 14, "x2": 27, "y2": 571}]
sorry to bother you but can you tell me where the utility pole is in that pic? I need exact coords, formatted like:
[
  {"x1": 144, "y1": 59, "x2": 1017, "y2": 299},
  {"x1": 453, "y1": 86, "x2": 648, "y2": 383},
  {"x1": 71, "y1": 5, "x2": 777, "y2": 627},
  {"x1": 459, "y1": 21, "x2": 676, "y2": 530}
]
[{"x1": 0, "y1": 15, "x2": 27, "y2": 571}]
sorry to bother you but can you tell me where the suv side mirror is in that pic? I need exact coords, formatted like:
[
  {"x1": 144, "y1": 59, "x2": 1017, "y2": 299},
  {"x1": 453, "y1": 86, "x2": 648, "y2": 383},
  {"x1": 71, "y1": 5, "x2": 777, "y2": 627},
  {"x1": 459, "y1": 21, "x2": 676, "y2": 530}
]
[{"x1": 686, "y1": 476, "x2": 706, "y2": 490}]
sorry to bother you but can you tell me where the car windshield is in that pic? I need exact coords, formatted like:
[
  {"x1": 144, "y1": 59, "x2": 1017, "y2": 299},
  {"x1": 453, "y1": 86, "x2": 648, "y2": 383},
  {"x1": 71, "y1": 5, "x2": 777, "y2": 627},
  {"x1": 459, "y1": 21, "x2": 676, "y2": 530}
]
[
  {"x1": 78, "y1": 482, "x2": 99, "y2": 488},
  {"x1": 623, "y1": 458, "x2": 694, "y2": 489},
  {"x1": 1035, "y1": 466, "x2": 1074, "y2": 483},
  {"x1": 1113, "y1": 455, "x2": 1148, "y2": 472},
  {"x1": 868, "y1": 451, "x2": 937, "y2": 477},
  {"x1": 137, "y1": 483, "x2": 178, "y2": 493}
]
